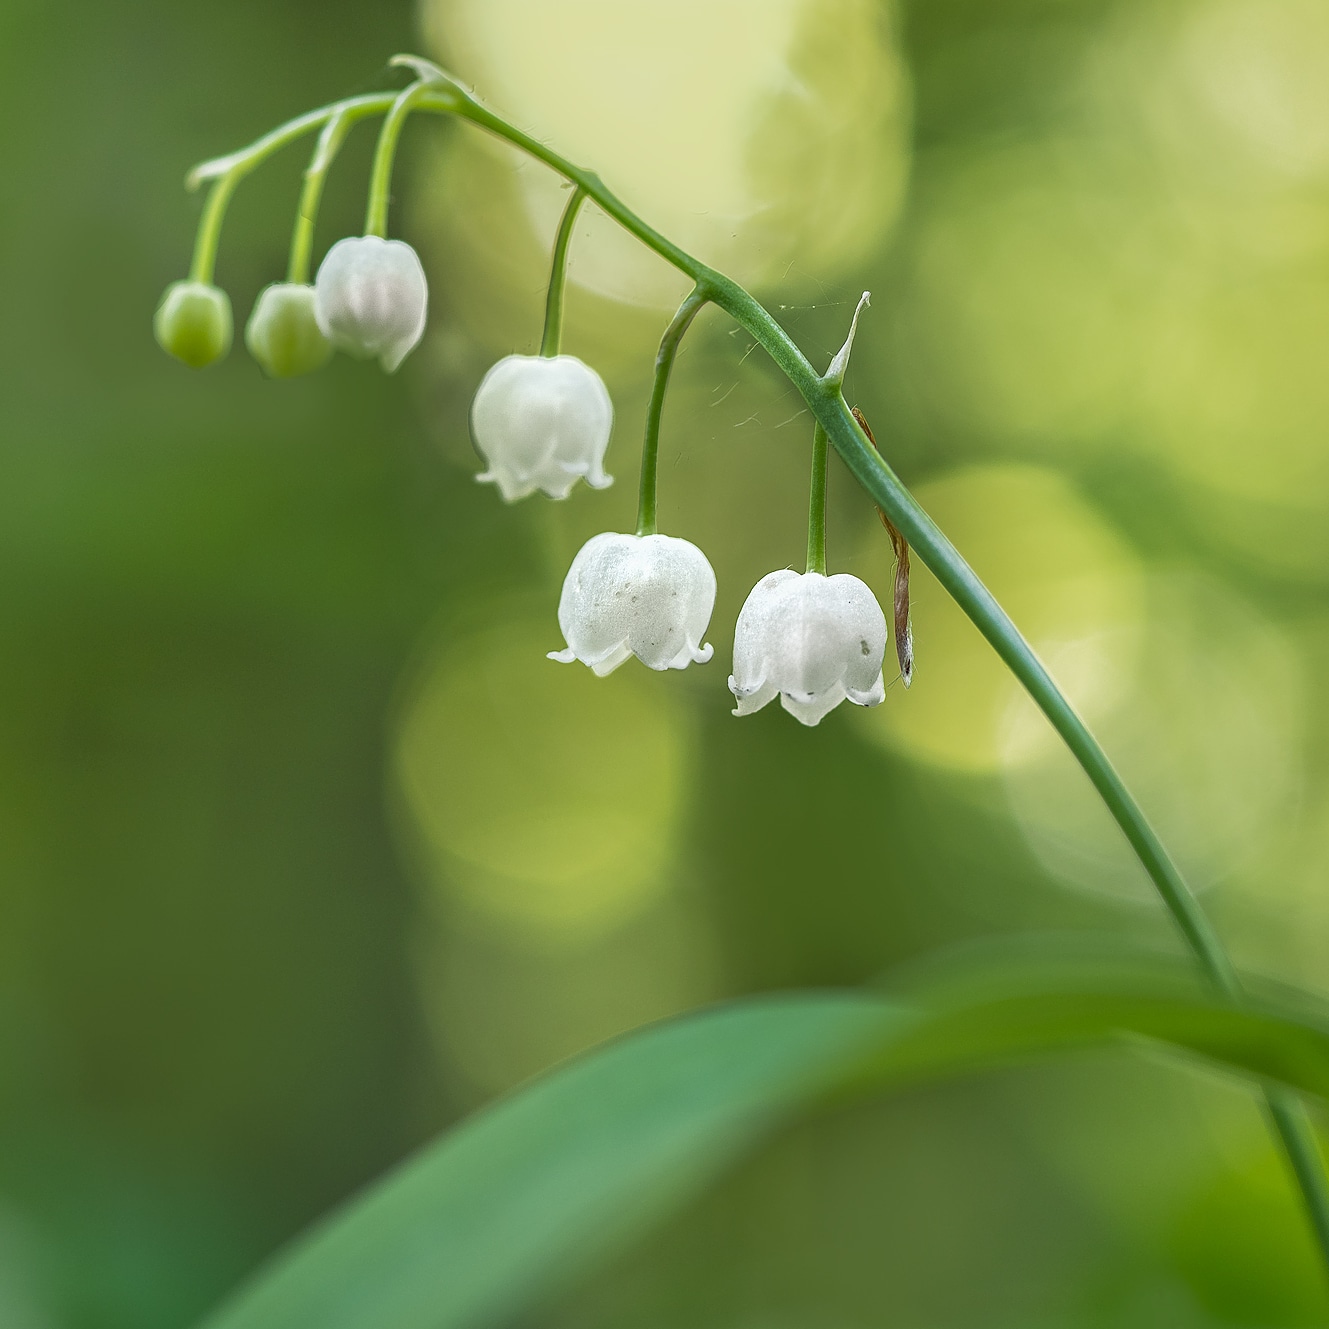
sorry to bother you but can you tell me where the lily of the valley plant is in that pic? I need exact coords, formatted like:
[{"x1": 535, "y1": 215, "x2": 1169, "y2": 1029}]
[{"x1": 156, "y1": 53, "x2": 1329, "y2": 1283}]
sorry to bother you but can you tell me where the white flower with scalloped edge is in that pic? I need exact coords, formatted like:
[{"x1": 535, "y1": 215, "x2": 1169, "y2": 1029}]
[
  {"x1": 313, "y1": 236, "x2": 427, "y2": 373},
  {"x1": 548, "y1": 532, "x2": 716, "y2": 677},
  {"x1": 729, "y1": 570, "x2": 887, "y2": 726},
  {"x1": 472, "y1": 354, "x2": 614, "y2": 501}
]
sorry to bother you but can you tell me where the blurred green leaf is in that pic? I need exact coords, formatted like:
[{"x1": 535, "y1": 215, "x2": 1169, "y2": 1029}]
[
  {"x1": 199, "y1": 944, "x2": 1329, "y2": 1329},
  {"x1": 866, "y1": 939, "x2": 1329, "y2": 1097},
  {"x1": 201, "y1": 995, "x2": 898, "y2": 1329}
]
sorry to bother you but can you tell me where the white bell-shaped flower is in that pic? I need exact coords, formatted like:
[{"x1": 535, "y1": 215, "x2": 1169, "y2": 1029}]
[
  {"x1": 549, "y1": 532, "x2": 716, "y2": 676},
  {"x1": 471, "y1": 354, "x2": 613, "y2": 501},
  {"x1": 313, "y1": 235, "x2": 427, "y2": 372},
  {"x1": 729, "y1": 570, "x2": 887, "y2": 726}
]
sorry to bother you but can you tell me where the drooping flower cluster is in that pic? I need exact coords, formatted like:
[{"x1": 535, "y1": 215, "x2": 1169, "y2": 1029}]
[
  {"x1": 540, "y1": 536, "x2": 888, "y2": 725},
  {"x1": 153, "y1": 69, "x2": 901, "y2": 727},
  {"x1": 541, "y1": 531, "x2": 889, "y2": 726},
  {"x1": 153, "y1": 215, "x2": 893, "y2": 726}
]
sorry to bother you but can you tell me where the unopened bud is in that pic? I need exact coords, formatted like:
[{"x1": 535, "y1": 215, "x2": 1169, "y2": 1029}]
[
  {"x1": 245, "y1": 283, "x2": 333, "y2": 378},
  {"x1": 313, "y1": 236, "x2": 427, "y2": 373},
  {"x1": 154, "y1": 280, "x2": 233, "y2": 368},
  {"x1": 471, "y1": 354, "x2": 614, "y2": 501}
]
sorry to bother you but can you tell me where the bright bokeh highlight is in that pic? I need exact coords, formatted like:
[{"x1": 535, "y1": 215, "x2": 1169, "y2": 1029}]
[
  {"x1": 393, "y1": 610, "x2": 691, "y2": 942},
  {"x1": 858, "y1": 464, "x2": 1144, "y2": 774}
]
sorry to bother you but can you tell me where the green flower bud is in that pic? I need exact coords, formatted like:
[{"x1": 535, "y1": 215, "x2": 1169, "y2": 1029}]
[
  {"x1": 244, "y1": 282, "x2": 334, "y2": 378},
  {"x1": 154, "y1": 280, "x2": 233, "y2": 368}
]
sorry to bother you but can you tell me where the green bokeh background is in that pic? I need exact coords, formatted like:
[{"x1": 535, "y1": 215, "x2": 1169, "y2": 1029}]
[{"x1": 4, "y1": 1, "x2": 1329, "y2": 1326}]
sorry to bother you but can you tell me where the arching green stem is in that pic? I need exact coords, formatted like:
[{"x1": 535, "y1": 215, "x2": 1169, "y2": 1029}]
[
  {"x1": 365, "y1": 80, "x2": 435, "y2": 238},
  {"x1": 637, "y1": 287, "x2": 706, "y2": 537},
  {"x1": 540, "y1": 187, "x2": 587, "y2": 357},
  {"x1": 187, "y1": 93, "x2": 405, "y2": 189},
  {"x1": 185, "y1": 63, "x2": 1329, "y2": 1271},
  {"x1": 1269, "y1": 1093, "x2": 1329, "y2": 1264},
  {"x1": 792, "y1": 391, "x2": 1329, "y2": 1267},
  {"x1": 288, "y1": 108, "x2": 354, "y2": 285},
  {"x1": 806, "y1": 422, "x2": 828, "y2": 575}
]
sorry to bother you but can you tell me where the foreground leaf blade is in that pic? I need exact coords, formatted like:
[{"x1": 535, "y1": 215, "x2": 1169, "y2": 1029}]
[
  {"x1": 202, "y1": 960, "x2": 1329, "y2": 1329},
  {"x1": 202, "y1": 996, "x2": 900, "y2": 1329}
]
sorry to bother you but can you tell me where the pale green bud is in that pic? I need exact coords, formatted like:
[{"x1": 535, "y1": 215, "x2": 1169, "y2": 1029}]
[
  {"x1": 154, "y1": 280, "x2": 233, "y2": 368},
  {"x1": 245, "y1": 283, "x2": 333, "y2": 378}
]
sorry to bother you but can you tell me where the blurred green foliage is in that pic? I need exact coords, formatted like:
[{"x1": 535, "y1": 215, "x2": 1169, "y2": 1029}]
[
  {"x1": 3, "y1": 1, "x2": 1329, "y2": 1327},
  {"x1": 191, "y1": 957, "x2": 1329, "y2": 1329}
]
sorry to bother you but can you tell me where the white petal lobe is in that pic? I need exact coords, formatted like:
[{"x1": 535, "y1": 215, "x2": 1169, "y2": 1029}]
[
  {"x1": 314, "y1": 236, "x2": 428, "y2": 372},
  {"x1": 729, "y1": 571, "x2": 887, "y2": 726},
  {"x1": 551, "y1": 533, "x2": 717, "y2": 675},
  {"x1": 472, "y1": 354, "x2": 614, "y2": 502}
]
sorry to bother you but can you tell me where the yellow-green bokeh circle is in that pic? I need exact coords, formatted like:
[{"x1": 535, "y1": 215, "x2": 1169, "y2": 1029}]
[
  {"x1": 394, "y1": 610, "x2": 691, "y2": 940},
  {"x1": 856, "y1": 464, "x2": 1144, "y2": 774}
]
